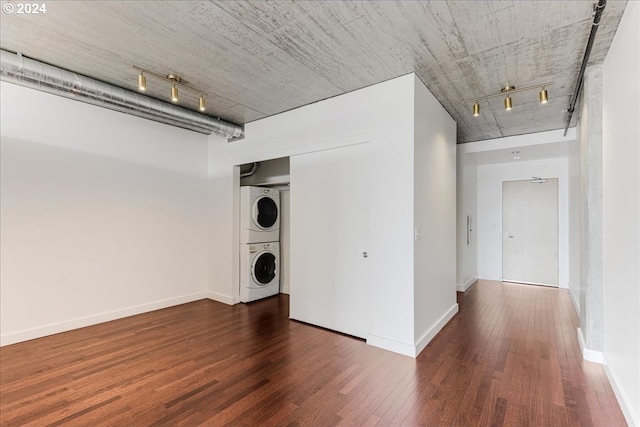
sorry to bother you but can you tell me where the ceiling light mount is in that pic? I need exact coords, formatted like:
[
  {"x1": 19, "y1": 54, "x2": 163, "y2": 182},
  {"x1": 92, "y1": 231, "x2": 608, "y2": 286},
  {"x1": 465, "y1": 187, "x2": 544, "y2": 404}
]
[
  {"x1": 132, "y1": 66, "x2": 207, "y2": 111},
  {"x1": 469, "y1": 82, "x2": 552, "y2": 116}
]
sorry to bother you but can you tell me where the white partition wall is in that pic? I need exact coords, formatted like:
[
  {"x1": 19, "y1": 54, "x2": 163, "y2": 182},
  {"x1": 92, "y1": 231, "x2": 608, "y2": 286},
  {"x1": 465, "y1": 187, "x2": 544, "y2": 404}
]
[
  {"x1": 413, "y1": 75, "x2": 458, "y2": 354},
  {"x1": 207, "y1": 73, "x2": 457, "y2": 357}
]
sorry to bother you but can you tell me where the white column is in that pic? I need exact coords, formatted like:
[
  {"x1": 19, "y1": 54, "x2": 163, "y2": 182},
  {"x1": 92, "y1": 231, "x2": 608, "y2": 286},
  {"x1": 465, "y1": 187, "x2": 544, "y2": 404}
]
[{"x1": 578, "y1": 65, "x2": 604, "y2": 356}]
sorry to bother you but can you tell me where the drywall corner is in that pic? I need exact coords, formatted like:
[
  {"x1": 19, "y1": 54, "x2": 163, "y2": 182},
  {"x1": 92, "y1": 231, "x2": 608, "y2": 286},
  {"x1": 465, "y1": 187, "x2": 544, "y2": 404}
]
[
  {"x1": 415, "y1": 303, "x2": 459, "y2": 356},
  {"x1": 457, "y1": 278, "x2": 477, "y2": 292},
  {"x1": 577, "y1": 328, "x2": 606, "y2": 364}
]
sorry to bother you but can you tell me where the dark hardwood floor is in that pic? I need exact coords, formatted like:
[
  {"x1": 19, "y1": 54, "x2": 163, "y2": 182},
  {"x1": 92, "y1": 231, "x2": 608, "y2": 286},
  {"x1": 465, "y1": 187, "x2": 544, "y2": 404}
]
[{"x1": 0, "y1": 280, "x2": 627, "y2": 426}]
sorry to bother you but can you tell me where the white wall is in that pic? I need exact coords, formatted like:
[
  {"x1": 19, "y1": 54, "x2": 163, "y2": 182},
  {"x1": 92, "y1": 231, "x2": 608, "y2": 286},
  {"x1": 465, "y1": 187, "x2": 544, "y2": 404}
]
[
  {"x1": 279, "y1": 188, "x2": 291, "y2": 295},
  {"x1": 477, "y1": 157, "x2": 571, "y2": 287},
  {"x1": 578, "y1": 65, "x2": 605, "y2": 354},
  {"x1": 1, "y1": 82, "x2": 211, "y2": 345},
  {"x1": 602, "y1": 2, "x2": 640, "y2": 424},
  {"x1": 456, "y1": 154, "x2": 478, "y2": 291},
  {"x1": 413, "y1": 75, "x2": 458, "y2": 353},
  {"x1": 207, "y1": 74, "x2": 455, "y2": 356},
  {"x1": 568, "y1": 138, "x2": 581, "y2": 311}
]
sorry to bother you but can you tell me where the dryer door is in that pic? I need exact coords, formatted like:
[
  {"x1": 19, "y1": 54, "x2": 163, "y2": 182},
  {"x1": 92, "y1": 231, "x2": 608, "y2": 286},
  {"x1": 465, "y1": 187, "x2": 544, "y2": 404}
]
[
  {"x1": 251, "y1": 251, "x2": 277, "y2": 285},
  {"x1": 253, "y1": 196, "x2": 278, "y2": 229}
]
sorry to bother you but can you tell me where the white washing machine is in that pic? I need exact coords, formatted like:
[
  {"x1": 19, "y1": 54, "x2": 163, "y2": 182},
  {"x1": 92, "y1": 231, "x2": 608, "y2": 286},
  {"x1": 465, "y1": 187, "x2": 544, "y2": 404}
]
[
  {"x1": 240, "y1": 242, "x2": 280, "y2": 303},
  {"x1": 240, "y1": 186, "x2": 280, "y2": 243}
]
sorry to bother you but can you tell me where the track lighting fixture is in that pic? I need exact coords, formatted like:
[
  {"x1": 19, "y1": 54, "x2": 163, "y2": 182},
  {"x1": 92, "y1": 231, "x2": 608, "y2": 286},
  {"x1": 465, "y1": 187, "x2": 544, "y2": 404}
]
[
  {"x1": 132, "y1": 66, "x2": 207, "y2": 112},
  {"x1": 469, "y1": 82, "x2": 552, "y2": 116}
]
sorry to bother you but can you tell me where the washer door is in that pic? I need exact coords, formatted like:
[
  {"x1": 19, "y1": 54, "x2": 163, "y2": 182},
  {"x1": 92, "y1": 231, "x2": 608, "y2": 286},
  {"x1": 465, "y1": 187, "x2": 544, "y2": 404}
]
[
  {"x1": 252, "y1": 196, "x2": 278, "y2": 229},
  {"x1": 251, "y1": 251, "x2": 277, "y2": 285}
]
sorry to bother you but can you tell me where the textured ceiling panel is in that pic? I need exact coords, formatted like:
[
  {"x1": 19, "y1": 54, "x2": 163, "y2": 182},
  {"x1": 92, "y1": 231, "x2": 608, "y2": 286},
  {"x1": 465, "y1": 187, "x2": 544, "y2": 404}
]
[{"x1": 0, "y1": 0, "x2": 628, "y2": 143}]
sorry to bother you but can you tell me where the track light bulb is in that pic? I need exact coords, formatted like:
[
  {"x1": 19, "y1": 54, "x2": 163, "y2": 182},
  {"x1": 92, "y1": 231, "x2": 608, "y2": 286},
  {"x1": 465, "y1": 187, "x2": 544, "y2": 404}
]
[
  {"x1": 539, "y1": 87, "x2": 548, "y2": 104},
  {"x1": 473, "y1": 101, "x2": 480, "y2": 117},
  {"x1": 199, "y1": 95, "x2": 206, "y2": 112},
  {"x1": 137, "y1": 72, "x2": 146, "y2": 91},
  {"x1": 171, "y1": 85, "x2": 178, "y2": 103},
  {"x1": 504, "y1": 96, "x2": 512, "y2": 111}
]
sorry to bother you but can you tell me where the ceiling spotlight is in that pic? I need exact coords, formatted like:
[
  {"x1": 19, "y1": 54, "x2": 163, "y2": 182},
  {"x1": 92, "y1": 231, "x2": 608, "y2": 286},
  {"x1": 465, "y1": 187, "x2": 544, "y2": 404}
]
[
  {"x1": 473, "y1": 101, "x2": 480, "y2": 117},
  {"x1": 199, "y1": 95, "x2": 206, "y2": 112},
  {"x1": 137, "y1": 71, "x2": 146, "y2": 91},
  {"x1": 504, "y1": 96, "x2": 513, "y2": 111},
  {"x1": 502, "y1": 85, "x2": 515, "y2": 111},
  {"x1": 171, "y1": 84, "x2": 179, "y2": 103},
  {"x1": 539, "y1": 86, "x2": 549, "y2": 104}
]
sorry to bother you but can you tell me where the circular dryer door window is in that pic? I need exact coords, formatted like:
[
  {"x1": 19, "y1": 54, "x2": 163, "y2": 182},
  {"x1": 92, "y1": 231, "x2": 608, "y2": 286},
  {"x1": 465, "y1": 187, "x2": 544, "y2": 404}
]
[
  {"x1": 252, "y1": 252, "x2": 276, "y2": 285},
  {"x1": 253, "y1": 196, "x2": 278, "y2": 229}
]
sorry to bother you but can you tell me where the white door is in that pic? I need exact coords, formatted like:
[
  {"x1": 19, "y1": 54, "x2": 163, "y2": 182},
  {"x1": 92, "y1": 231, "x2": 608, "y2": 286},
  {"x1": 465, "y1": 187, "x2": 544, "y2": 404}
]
[
  {"x1": 289, "y1": 143, "x2": 370, "y2": 338},
  {"x1": 502, "y1": 178, "x2": 559, "y2": 286}
]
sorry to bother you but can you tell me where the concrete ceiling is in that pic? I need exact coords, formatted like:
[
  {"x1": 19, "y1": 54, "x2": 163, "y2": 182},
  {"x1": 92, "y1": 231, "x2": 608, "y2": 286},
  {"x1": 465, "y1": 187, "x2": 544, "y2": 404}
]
[{"x1": 0, "y1": 1, "x2": 627, "y2": 143}]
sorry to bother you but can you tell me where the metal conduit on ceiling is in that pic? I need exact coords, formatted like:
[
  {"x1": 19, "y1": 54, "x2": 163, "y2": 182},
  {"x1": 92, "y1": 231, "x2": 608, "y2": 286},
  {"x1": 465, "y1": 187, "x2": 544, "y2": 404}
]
[
  {"x1": 0, "y1": 49, "x2": 244, "y2": 140},
  {"x1": 564, "y1": 0, "x2": 607, "y2": 135}
]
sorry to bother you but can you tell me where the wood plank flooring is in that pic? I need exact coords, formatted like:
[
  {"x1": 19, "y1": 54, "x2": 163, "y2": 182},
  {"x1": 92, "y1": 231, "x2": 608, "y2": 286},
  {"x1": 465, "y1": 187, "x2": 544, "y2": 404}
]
[{"x1": 0, "y1": 280, "x2": 627, "y2": 426}]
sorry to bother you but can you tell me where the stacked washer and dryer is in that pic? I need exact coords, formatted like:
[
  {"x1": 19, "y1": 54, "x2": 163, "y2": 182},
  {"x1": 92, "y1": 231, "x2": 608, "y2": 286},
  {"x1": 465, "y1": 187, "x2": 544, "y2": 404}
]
[{"x1": 239, "y1": 186, "x2": 281, "y2": 303}]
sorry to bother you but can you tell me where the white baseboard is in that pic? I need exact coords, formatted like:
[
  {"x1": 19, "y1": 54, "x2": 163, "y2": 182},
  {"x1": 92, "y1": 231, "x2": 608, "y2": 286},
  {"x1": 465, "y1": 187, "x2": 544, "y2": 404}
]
[
  {"x1": 0, "y1": 291, "x2": 208, "y2": 347},
  {"x1": 415, "y1": 303, "x2": 459, "y2": 356},
  {"x1": 367, "y1": 333, "x2": 416, "y2": 358},
  {"x1": 577, "y1": 328, "x2": 606, "y2": 364},
  {"x1": 457, "y1": 278, "x2": 477, "y2": 292},
  {"x1": 569, "y1": 289, "x2": 580, "y2": 314},
  {"x1": 367, "y1": 303, "x2": 459, "y2": 358},
  {"x1": 206, "y1": 291, "x2": 237, "y2": 305},
  {"x1": 604, "y1": 362, "x2": 639, "y2": 427}
]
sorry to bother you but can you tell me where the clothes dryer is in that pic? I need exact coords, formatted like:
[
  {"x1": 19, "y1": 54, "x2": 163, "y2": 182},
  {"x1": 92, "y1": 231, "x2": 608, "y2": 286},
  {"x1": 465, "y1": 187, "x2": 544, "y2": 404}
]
[
  {"x1": 240, "y1": 242, "x2": 280, "y2": 303},
  {"x1": 240, "y1": 186, "x2": 280, "y2": 243}
]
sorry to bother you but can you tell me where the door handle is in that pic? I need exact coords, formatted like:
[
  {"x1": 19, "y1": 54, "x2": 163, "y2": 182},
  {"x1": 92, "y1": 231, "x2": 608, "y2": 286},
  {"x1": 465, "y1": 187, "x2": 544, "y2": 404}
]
[{"x1": 504, "y1": 232, "x2": 514, "y2": 239}]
